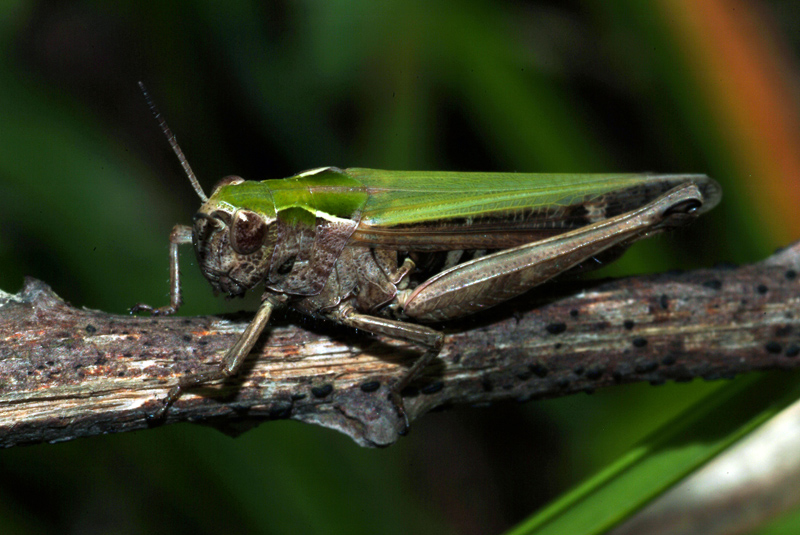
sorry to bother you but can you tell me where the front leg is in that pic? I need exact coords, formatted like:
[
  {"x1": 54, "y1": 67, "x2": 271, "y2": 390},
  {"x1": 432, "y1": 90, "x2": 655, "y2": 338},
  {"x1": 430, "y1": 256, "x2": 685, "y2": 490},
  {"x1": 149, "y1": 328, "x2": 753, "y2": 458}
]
[
  {"x1": 149, "y1": 296, "x2": 282, "y2": 419},
  {"x1": 131, "y1": 224, "x2": 192, "y2": 316}
]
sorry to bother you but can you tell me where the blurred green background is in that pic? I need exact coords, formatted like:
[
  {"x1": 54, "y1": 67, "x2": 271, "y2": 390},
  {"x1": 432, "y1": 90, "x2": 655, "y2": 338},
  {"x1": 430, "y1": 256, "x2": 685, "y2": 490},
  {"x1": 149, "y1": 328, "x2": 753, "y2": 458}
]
[{"x1": 1, "y1": 1, "x2": 799, "y2": 533}]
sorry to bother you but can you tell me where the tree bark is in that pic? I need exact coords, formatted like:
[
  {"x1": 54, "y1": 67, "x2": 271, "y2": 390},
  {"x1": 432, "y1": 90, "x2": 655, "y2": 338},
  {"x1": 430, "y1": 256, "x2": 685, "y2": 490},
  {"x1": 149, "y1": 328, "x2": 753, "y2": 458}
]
[{"x1": 1, "y1": 242, "x2": 799, "y2": 447}]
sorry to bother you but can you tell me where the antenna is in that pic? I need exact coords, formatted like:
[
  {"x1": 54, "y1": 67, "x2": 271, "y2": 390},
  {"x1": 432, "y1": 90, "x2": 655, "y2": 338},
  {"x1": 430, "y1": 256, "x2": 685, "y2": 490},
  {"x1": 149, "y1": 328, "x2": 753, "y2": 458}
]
[{"x1": 137, "y1": 81, "x2": 208, "y2": 203}]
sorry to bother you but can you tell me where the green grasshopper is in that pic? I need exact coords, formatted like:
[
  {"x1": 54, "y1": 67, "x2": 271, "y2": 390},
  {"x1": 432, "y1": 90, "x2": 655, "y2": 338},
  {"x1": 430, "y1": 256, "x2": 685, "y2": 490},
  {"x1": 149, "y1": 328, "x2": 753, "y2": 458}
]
[{"x1": 133, "y1": 86, "x2": 721, "y2": 422}]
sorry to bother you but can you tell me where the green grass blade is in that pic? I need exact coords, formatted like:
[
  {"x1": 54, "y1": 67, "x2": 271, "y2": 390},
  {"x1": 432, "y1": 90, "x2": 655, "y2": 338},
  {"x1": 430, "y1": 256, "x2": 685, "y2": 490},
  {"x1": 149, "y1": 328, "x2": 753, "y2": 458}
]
[{"x1": 506, "y1": 372, "x2": 800, "y2": 535}]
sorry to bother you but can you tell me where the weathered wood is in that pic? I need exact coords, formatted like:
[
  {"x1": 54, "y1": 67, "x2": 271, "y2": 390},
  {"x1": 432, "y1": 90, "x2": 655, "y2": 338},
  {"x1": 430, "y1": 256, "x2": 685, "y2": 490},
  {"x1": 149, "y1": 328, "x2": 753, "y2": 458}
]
[{"x1": 1, "y1": 242, "x2": 799, "y2": 447}]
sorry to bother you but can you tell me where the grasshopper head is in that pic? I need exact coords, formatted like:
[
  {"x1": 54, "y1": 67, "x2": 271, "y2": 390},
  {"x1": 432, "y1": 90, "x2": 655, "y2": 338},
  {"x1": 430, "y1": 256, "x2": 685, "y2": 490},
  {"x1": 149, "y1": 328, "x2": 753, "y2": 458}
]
[
  {"x1": 192, "y1": 176, "x2": 277, "y2": 297},
  {"x1": 136, "y1": 87, "x2": 279, "y2": 297}
]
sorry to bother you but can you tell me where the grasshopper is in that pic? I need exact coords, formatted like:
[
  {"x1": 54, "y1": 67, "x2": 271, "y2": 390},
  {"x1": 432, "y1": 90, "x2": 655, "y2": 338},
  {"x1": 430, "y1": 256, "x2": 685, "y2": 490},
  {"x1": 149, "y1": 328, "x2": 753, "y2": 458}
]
[{"x1": 132, "y1": 86, "x2": 721, "y2": 423}]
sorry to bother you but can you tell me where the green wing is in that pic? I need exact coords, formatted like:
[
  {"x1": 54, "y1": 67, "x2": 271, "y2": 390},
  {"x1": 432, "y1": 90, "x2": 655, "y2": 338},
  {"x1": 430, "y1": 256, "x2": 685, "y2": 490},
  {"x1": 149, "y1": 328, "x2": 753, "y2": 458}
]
[
  {"x1": 345, "y1": 168, "x2": 720, "y2": 250},
  {"x1": 348, "y1": 168, "x2": 717, "y2": 225}
]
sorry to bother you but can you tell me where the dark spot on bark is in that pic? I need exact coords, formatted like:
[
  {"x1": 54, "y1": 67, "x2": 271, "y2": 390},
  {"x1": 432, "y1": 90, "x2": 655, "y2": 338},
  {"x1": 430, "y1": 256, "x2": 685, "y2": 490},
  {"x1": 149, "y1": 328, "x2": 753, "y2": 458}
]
[
  {"x1": 765, "y1": 341, "x2": 783, "y2": 354},
  {"x1": 182, "y1": 335, "x2": 193, "y2": 342},
  {"x1": 632, "y1": 337, "x2": 648, "y2": 348},
  {"x1": 585, "y1": 366, "x2": 604, "y2": 380},
  {"x1": 786, "y1": 269, "x2": 797, "y2": 280},
  {"x1": 85, "y1": 325, "x2": 97, "y2": 334},
  {"x1": 546, "y1": 322, "x2": 567, "y2": 335},
  {"x1": 623, "y1": 320, "x2": 635, "y2": 330},
  {"x1": 569, "y1": 309, "x2": 579, "y2": 318},
  {"x1": 529, "y1": 363, "x2": 549, "y2": 378},
  {"x1": 117, "y1": 371, "x2": 125, "y2": 377},
  {"x1": 481, "y1": 378, "x2": 493, "y2": 392},
  {"x1": 703, "y1": 279, "x2": 722, "y2": 290},
  {"x1": 635, "y1": 360, "x2": 658, "y2": 373},
  {"x1": 556, "y1": 377, "x2": 570, "y2": 389},
  {"x1": 269, "y1": 401, "x2": 293, "y2": 419},
  {"x1": 757, "y1": 284, "x2": 768, "y2": 295},
  {"x1": 661, "y1": 355, "x2": 677, "y2": 366},
  {"x1": 776, "y1": 325, "x2": 792, "y2": 337},
  {"x1": 659, "y1": 294, "x2": 669, "y2": 310},
  {"x1": 311, "y1": 384, "x2": 333, "y2": 398},
  {"x1": 554, "y1": 343, "x2": 563, "y2": 350},
  {"x1": 451, "y1": 353, "x2": 461, "y2": 364},
  {"x1": 291, "y1": 392, "x2": 306, "y2": 401},
  {"x1": 360, "y1": 381, "x2": 380, "y2": 393},
  {"x1": 421, "y1": 382, "x2": 444, "y2": 395},
  {"x1": 516, "y1": 369, "x2": 532, "y2": 381},
  {"x1": 573, "y1": 365, "x2": 584, "y2": 376},
  {"x1": 786, "y1": 345, "x2": 800, "y2": 358}
]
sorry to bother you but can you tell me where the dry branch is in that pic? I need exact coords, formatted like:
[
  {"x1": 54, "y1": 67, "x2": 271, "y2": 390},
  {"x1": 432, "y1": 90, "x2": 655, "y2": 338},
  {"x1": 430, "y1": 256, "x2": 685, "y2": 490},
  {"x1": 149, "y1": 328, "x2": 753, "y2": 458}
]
[{"x1": 1, "y1": 242, "x2": 800, "y2": 447}]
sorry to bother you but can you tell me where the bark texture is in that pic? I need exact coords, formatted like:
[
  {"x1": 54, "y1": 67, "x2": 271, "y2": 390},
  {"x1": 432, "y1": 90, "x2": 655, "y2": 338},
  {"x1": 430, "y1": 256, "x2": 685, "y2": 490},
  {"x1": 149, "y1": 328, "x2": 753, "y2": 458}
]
[{"x1": 1, "y1": 242, "x2": 799, "y2": 447}]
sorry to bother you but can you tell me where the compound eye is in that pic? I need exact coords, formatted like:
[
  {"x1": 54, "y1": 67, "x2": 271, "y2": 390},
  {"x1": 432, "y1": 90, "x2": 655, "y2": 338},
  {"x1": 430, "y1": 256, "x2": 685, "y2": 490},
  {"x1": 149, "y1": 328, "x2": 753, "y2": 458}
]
[
  {"x1": 211, "y1": 175, "x2": 245, "y2": 194},
  {"x1": 230, "y1": 209, "x2": 267, "y2": 255}
]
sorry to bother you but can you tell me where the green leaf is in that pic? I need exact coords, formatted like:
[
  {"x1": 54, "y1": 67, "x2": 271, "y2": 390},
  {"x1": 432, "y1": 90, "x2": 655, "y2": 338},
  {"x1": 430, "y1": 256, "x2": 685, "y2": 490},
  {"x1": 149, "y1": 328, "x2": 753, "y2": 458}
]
[{"x1": 506, "y1": 372, "x2": 800, "y2": 535}]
